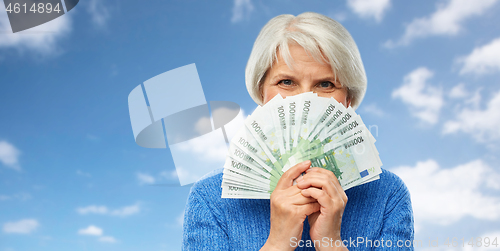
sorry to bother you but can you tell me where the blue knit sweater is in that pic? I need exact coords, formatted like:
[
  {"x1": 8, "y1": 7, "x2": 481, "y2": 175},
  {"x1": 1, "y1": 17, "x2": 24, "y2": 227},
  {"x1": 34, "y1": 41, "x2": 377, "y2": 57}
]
[{"x1": 182, "y1": 168, "x2": 414, "y2": 250}]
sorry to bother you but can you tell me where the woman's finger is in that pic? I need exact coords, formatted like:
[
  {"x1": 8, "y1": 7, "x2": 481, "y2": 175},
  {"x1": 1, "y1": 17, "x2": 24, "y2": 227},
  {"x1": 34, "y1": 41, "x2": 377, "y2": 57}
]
[
  {"x1": 305, "y1": 167, "x2": 348, "y2": 203},
  {"x1": 301, "y1": 187, "x2": 338, "y2": 210},
  {"x1": 306, "y1": 167, "x2": 336, "y2": 180},
  {"x1": 274, "y1": 160, "x2": 311, "y2": 190},
  {"x1": 298, "y1": 202, "x2": 321, "y2": 216},
  {"x1": 291, "y1": 192, "x2": 318, "y2": 205},
  {"x1": 278, "y1": 185, "x2": 318, "y2": 205},
  {"x1": 296, "y1": 172, "x2": 337, "y2": 199}
]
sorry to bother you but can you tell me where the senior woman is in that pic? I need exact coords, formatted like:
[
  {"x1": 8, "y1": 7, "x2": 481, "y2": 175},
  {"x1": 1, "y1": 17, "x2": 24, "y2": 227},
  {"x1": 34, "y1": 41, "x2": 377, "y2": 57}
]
[{"x1": 182, "y1": 12, "x2": 414, "y2": 250}]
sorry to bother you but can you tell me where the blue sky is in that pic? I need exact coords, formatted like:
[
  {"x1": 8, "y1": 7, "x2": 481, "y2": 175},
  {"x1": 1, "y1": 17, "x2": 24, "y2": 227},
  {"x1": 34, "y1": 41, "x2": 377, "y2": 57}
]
[{"x1": 1, "y1": 0, "x2": 500, "y2": 250}]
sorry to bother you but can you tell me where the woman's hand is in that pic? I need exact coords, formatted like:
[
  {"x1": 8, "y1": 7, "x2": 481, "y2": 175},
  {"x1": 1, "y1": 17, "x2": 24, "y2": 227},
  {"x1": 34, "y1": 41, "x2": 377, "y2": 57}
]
[
  {"x1": 297, "y1": 167, "x2": 349, "y2": 251},
  {"x1": 261, "y1": 160, "x2": 320, "y2": 251}
]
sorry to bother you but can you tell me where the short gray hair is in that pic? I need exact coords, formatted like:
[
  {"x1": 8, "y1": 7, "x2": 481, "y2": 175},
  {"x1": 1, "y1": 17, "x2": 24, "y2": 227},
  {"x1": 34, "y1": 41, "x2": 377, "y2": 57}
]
[{"x1": 245, "y1": 12, "x2": 367, "y2": 109}]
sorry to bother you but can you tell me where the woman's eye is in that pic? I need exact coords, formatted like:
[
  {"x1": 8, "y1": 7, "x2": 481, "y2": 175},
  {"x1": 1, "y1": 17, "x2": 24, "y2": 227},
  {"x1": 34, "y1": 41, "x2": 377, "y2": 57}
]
[
  {"x1": 279, "y1": 80, "x2": 293, "y2": 86},
  {"x1": 319, "y1": 81, "x2": 334, "y2": 88}
]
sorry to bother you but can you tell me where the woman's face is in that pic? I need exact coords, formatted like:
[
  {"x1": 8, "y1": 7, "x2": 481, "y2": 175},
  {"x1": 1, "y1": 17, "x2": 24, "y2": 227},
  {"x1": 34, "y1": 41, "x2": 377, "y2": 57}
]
[{"x1": 261, "y1": 43, "x2": 351, "y2": 107}]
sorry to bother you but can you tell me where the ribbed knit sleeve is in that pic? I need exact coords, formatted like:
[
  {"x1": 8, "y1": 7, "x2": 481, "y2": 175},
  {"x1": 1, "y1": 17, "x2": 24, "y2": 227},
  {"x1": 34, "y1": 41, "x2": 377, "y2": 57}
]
[
  {"x1": 378, "y1": 171, "x2": 415, "y2": 250},
  {"x1": 182, "y1": 175, "x2": 229, "y2": 251},
  {"x1": 338, "y1": 169, "x2": 415, "y2": 250}
]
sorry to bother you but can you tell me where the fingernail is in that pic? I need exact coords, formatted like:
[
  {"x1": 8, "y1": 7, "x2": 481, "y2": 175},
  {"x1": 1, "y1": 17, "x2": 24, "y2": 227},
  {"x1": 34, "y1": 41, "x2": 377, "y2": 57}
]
[
  {"x1": 296, "y1": 176, "x2": 303, "y2": 183},
  {"x1": 301, "y1": 160, "x2": 311, "y2": 166}
]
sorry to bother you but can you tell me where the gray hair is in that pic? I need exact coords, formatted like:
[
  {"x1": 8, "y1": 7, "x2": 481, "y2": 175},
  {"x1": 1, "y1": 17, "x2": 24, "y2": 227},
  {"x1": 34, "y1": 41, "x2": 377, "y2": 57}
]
[{"x1": 245, "y1": 12, "x2": 367, "y2": 109}]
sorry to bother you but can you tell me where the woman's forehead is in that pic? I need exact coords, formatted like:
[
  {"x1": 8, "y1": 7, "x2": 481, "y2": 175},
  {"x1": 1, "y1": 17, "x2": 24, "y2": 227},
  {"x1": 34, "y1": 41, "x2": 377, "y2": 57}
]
[
  {"x1": 274, "y1": 42, "x2": 329, "y2": 67},
  {"x1": 269, "y1": 44, "x2": 336, "y2": 78}
]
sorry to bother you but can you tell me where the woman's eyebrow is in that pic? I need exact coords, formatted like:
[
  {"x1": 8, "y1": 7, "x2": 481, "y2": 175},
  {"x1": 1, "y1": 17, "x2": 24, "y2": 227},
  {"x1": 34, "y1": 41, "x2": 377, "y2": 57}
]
[
  {"x1": 269, "y1": 74, "x2": 340, "y2": 84},
  {"x1": 271, "y1": 74, "x2": 295, "y2": 82},
  {"x1": 315, "y1": 76, "x2": 340, "y2": 83}
]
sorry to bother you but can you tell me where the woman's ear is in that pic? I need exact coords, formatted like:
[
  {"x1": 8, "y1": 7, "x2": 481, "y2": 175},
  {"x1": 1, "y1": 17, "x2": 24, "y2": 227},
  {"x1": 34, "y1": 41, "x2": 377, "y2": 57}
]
[{"x1": 259, "y1": 71, "x2": 269, "y2": 105}]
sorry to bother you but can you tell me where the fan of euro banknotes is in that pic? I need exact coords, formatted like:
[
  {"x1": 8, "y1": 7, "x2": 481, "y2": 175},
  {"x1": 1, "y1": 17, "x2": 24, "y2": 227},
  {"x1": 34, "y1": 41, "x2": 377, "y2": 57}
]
[{"x1": 222, "y1": 92, "x2": 382, "y2": 199}]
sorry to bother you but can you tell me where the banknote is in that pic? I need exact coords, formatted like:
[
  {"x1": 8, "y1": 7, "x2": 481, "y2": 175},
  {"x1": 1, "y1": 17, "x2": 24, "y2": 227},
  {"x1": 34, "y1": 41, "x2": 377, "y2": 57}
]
[
  {"x1": 244, "y1": 105, "x2": 284, "y2": 173},
  {"x1": 230, "y1": 127, "x2": 282, "y2": 178},
  {"x1": 284, "y1": 95, "x2": 300, "y2": 154},
  {"x1": 287, "y1": 129, "x2": 381, "y2": 189},
  {"x1": 307, "y1": 97, "x2": 345, "y2": 142},
  {"x1": 224, "y1": 93, "x2": 383, "y2": 199},
  {"x1": 221, "y1": 185, "x2": 271, "y2": 199},
  {"x1": 223, "y1": 159, "x2": 273, "y2": 188},
  {"x1": 268, "y1": 94, "x2": 288, "y2": 164}
]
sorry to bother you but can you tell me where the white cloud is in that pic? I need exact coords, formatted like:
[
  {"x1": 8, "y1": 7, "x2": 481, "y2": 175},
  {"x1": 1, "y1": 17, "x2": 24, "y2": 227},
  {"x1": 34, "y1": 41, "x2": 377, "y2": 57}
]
[
  {"x1": 98, "y1": 236, "x2": 117, "y2": 243},
  {"x1": 176, "y1": 108, "x2": 245, "y2": 162},
  {"x1": 347, "y1": 0, "x2": 391, "y2": 22},
  {"x1": 110, "y1": 204, "x2": 140, "y2": 217},
  {"x1": 458, "y1": 37, "x2": 500, "y2": 75},
  {"x1": 136, "y1": 170, "x2": 179, "y2": 185},
  {"x1": 330, "y1": 12, "x2": 348, "y2": 22},
  {"x1": 76, "y1": 169, "x2": 91, "y2": 177},
  {"x1": 194, "y1": 116, "x2": 212, "y2": 135},
  {"x1": 0, "y1": 141, "x2": 21, "y2": 171},
  {"x1": 170, "y1": 131, "x2": 226, "y2": 185},
  {"x1": 160, "y1": 170, "x2": 177, "y2": 180},
  {"x1": 0, "y1": 193, "x2": 30, "y2": 201},
  {"x1": 136, "y1": 172, "x2": 155, "y2": 185},
  {"x1": 77, "y1": 203, "x2": 140, "y2": 217},
  {"x1": 466, "y1": 89, "x2": 482, "y2": 108},
  {"x1": 443, "y1": 90, "x2": 500, "y2": 142},
  {"x1": 361, "y1": 103, "x2": 386, "y2": 117},
  {"x1": 172, "y1": 166, "x2": 204, "y2": 185},
  {"x1": 385, "y1": 0, "x2": 498, "y2": 47},
  {"x1": 165, "y1": 211, "x2": 185, "y2": 228},
  {"x1": 176, "y1": 107, "x2": 246, "y2": 163},
  {"x1": 392, "y1": 159, "x2": 500, "y2": 230},
  {"x1": 77, "y1": 205, "x2": 108, "y2": 215},
  {"x1": 215, "y1": 108, "x2": 246, "y2": 142},
  {"x1": 176, "y1": 125, "x2": 228, "y2": 163},
  {"x1": 86, "y1": 0, "x2": 110, "y2": 27},
  {"x1": 176, "y1": 211, "x2": 184, "y2": 226},
  {"x1": 3, "y1": 219, "x2": 39, "y2": 234},
  {"x1": 161, "y1": 168, "x2": 198, "y2": 185},
  {"x1": 86, "y1": 134, "x2": 100, "y2": 141},
  {"x1": 0, "y1": 2, "x2": 72, "y2": 55},
  {"x1": 15, "y1": 193, "x2": 31, "y2": 201},
  {"x1": 448, "y1": 83, "x2": 482, "y2": 108},
  {"x1": 231, "y1": 0, "x2": 254, "y2": 23},
  {"x1": 449, "y1": 83, "x2": 469, "y2": 99},
  {"x1": 78, "y1": 225, "x2": 118, "y2": 243},
  {"x1": 392, "y1": 67, "x2": 444, "y2": 124},
  {"x1": 167, "y1": 107, "x2": 246, "y2": 185},
  {"x1": 78, "y1": 225, "x2": 103, "y2": 236}
]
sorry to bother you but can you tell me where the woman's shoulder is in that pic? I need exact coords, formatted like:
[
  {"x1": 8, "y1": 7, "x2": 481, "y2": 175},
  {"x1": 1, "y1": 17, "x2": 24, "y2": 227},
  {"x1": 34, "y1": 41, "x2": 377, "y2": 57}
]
[
  {"x1": 184, "y1": 169, "x2": 227, "y2": 222},
  {"x1": 188, "y1": 168, "x2": 224, "y2": 200},
  {"x1": 379, "y1": 168, "x2": 409, "y2": 192},
  {"x1": 342, "y1": 168, "x2": 413, "y2": 229}
]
